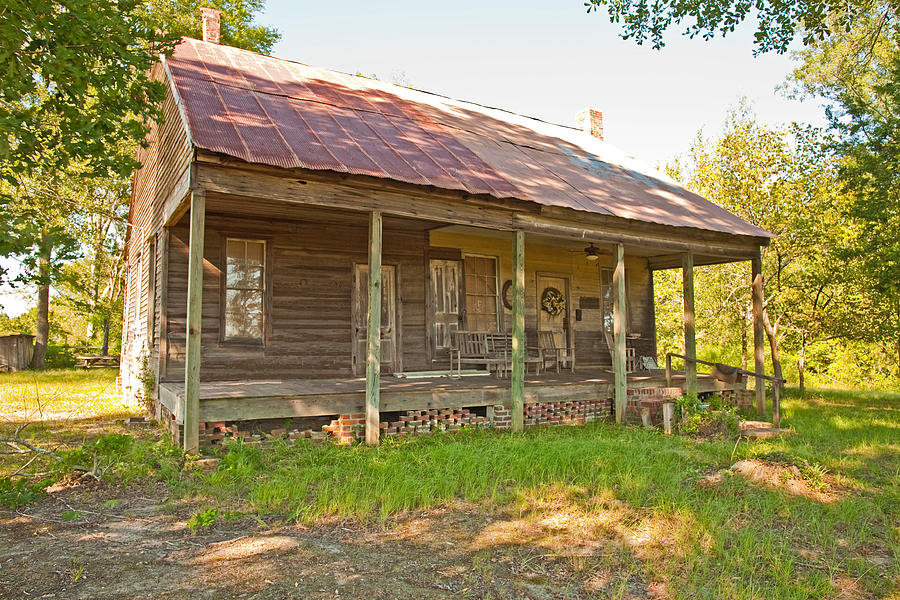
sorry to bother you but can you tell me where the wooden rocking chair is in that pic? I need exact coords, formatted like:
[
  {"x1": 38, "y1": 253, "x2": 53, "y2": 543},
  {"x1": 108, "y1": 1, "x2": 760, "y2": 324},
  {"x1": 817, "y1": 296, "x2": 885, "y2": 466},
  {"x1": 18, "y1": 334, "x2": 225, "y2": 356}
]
[{"x1": 538, "y1": 330, "x2": 575, "y2": 373}]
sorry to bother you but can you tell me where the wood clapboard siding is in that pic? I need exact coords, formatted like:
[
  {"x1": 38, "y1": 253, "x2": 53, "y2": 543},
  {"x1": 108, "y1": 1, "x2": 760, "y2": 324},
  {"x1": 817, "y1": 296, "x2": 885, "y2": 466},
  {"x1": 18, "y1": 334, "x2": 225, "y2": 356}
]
[
  {"x1": 163, "y1": 204, "x2": 429, "y2": 382},
  {"x1": 428, "y1": 229, "x2": 658, "y2": 366},
  {"x1": 121, "y1": 63, "x2": 192, "y2": 391}
]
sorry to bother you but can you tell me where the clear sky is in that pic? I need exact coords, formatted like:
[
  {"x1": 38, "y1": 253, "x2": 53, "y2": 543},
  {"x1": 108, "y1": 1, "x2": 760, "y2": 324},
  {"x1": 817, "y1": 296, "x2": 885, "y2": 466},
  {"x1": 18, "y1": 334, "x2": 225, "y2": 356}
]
[{"x1": 0, "y1": 1, "x2": 827, "y2": 317}]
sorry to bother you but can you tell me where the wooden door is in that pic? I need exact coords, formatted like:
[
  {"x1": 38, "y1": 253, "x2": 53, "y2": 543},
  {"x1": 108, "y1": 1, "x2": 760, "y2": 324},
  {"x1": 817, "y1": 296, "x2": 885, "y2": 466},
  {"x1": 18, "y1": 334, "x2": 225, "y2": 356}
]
[
  {"x1": 537, "y1": 274, "x2": 570, "y2": 353},
  {"x1": 429, "y1": 259, "x2": 461, "y2": 359},
  {"x1": 353, "y1": 264, "x2": 397, "y2": 376}
]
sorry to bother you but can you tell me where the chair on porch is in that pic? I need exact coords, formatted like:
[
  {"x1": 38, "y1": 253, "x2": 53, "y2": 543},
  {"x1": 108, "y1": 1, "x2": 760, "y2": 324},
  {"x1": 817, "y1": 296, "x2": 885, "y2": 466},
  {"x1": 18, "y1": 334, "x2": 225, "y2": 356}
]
[
  {"x1": 487, "y1": 332, "x2": 542, "y2": 378},
  {"x1": 538, "y1": 331, "x2": 576, "y2": 374}
]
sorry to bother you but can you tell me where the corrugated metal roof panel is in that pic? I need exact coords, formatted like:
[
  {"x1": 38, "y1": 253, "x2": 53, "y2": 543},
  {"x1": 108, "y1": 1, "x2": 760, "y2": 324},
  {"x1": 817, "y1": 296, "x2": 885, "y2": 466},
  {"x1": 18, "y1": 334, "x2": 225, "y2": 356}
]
[{"x1": 165, "y1": 37, "x2": 771, "y2": 238}]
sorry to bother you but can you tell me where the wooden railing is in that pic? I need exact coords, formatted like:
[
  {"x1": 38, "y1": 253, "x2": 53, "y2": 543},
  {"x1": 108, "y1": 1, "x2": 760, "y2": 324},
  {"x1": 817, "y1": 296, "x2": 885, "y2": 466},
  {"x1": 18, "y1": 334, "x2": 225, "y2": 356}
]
[{"x1": 665, "y1": 353, "x2": 786, "y2": 428}]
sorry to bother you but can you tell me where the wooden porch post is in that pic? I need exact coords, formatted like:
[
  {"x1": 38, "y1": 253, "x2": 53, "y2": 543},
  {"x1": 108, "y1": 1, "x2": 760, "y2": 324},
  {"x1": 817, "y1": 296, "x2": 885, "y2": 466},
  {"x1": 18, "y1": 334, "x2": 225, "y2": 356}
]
[
  {"x1": 682, "y1": 253, "x2": 697, "y2": 397},
  {"x1": 510, "y1": 230, "x2": 525, "y2": 432},
  {"x1": 183, "y1": 188, "x2": 205, "y2": 454},
  {"x1": 365, "y1": 211, "x2": 383, "y2": 445},
  {"x1": 613, "y1": 243, "x2": 627, "y2": 423},
  {"x1": 751, "y1": 249, "x2": 766, "y2": 415}
]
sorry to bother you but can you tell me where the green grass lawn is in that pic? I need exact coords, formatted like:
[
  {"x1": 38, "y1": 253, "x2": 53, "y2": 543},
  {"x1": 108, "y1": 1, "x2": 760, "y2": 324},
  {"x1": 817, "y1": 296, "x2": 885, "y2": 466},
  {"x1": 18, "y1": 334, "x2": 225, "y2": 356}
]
[
  {"x1": 2, "y1": 370, "x2": 898, "y2": 598},
  {"x1": 176, "y1": 388, "x2": 899, "y2": 599},
  {"x1": 0, "y1": 368, "x2": 131, "y2": 419}
]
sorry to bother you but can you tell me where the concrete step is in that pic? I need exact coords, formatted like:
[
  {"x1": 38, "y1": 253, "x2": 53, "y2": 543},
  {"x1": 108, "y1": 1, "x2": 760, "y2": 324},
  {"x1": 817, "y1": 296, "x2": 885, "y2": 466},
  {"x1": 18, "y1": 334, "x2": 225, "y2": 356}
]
[
  {"x1": 741, "y1": 427, "x2": 794, "y2": 439},
  {"x1": 740, "y1": 420, "x2": 774, "y2": 431}
]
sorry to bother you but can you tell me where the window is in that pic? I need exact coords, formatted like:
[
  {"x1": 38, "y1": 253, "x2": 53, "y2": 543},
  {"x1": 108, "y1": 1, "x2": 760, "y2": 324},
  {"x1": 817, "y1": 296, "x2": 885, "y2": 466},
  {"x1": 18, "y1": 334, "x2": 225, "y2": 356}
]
[
  {"x1": 464, "y1": 255, "x2": 499, "y2": 331},
  {"x1": 224, "y1": 238, "x2": 266, "y2": 341}
]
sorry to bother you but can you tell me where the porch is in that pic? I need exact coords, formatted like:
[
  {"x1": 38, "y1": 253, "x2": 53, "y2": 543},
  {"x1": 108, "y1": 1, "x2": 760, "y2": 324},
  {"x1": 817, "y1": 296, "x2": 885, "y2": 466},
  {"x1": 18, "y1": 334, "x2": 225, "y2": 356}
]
[{"x1": 158, "y1": 369, "x2": 741, "y2": 426}]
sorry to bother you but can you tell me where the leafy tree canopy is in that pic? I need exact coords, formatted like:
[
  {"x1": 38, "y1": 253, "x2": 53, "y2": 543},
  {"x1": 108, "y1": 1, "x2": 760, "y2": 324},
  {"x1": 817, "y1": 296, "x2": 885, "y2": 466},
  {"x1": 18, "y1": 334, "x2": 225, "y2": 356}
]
[
  {"x1": 585, "y1": 0, "x2": 893, "y2": 54},
  {"x1": 0, "y1": 0, "x2": 174, "y2": 183}
]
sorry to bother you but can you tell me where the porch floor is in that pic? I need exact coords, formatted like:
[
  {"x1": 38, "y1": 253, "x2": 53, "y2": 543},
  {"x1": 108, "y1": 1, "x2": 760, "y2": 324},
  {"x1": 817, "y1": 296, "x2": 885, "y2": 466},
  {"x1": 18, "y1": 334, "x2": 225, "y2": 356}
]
[{"x1": 159, "y1": 369, "x2": 735, "y2": 424}]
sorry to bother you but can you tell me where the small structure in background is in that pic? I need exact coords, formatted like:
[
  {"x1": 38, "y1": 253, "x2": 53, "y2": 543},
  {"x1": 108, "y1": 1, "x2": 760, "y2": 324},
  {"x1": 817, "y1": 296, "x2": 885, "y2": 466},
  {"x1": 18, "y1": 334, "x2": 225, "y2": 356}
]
[{"x1": 0, "y1": 334, "x2": 35, "y2": 372}]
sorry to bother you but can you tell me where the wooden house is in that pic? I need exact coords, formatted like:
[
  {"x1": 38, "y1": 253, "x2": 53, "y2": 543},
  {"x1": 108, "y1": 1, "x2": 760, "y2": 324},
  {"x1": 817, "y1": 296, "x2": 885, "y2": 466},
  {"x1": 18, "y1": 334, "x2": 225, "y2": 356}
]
[{"x1": 121, "y1": 12, "x2": 772, "y2": 450}]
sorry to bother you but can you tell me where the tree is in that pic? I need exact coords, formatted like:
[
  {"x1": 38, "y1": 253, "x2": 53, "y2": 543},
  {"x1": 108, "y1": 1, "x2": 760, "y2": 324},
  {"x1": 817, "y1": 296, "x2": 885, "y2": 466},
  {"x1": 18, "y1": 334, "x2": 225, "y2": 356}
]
[
  {"x1": 0, "y1": 0, "x2": 174, "y2": 184},
  {"x1": 2, "y1": 1, "x2": 279, "y2": 367},
  {"x1": 0, "y1": 171, "x2": 82, "y2": 367},
  {"x1": 666, "y1": 104, "x2": 849, "y2": 393},
  {"x1": 790, "y1": 7, "x2": 900, "y2": 374},
  {"x1": 60, "y1": 178, "x2": 129, "y2": 356},
  {"x1": 584, "y1": 0, "x2": 891, "y2": 54},
  {"x1": 146, "y1": 0, "x2": 280, "y2": 53}
]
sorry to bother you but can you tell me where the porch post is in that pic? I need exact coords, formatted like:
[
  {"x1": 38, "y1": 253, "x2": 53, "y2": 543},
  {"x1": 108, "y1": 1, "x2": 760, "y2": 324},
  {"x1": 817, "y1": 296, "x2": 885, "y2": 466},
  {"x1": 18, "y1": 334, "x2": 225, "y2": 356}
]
[
  {"x1": 682, "y1": 253, "x2": 697, "y2": 397},
  {"x1": 183, "y1": 188, "x2": 205, "y2": 454},
  {"x1": 365, "y1": 211, "x2": 383, "y2": 445},
  {"x1": 751, "y1": 248, "x2": 766, "y2": 415},
  {"x1": 510, "y1": 230, "x2": 525, "y2": 432},
  {"x1": 613, "y1": 243, "x2": 627, "y2": 423}
]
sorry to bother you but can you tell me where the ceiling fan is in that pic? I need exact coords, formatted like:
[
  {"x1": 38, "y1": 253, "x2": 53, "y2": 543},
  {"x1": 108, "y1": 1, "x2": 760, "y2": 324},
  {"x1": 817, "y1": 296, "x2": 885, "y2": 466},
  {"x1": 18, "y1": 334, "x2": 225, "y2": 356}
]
[{"x1": 570, "y1": 242, "x2": 606, "y2": 262}]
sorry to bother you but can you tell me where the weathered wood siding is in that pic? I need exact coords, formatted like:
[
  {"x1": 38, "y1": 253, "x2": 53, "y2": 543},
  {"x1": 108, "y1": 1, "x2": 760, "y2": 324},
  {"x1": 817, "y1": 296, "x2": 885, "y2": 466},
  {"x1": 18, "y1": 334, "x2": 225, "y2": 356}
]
[
  {"x1": 162, "y1": 205, "x2": 429, "y2": 381},
  {"x1": 429, "y1": 229, "x2": 657, "y2": 366},
  {"x1": 121, "y1": 63, "x2": 193, "y2": 394}
]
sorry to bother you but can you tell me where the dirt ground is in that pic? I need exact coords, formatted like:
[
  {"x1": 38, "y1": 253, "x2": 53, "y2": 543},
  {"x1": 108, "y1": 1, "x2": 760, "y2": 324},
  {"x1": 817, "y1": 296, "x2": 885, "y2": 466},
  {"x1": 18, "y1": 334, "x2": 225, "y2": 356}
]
[{"x1": 0, "y1": 481, "x2": 654, "y2": 600}]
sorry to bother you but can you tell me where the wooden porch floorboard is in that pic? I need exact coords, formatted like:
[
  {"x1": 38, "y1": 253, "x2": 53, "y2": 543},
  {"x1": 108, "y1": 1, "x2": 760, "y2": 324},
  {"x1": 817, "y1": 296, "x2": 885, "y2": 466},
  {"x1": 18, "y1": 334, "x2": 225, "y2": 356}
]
[{"x1": 158, "y1": 369, "x2": 732, "y2": 424}]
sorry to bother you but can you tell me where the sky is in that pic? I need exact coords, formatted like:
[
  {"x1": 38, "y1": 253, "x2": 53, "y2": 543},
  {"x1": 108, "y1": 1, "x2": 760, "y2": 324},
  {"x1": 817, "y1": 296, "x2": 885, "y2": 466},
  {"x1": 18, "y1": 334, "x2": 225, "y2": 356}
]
[{"x1": 0, "y1": 0, "x2": 828, "y2": 317}]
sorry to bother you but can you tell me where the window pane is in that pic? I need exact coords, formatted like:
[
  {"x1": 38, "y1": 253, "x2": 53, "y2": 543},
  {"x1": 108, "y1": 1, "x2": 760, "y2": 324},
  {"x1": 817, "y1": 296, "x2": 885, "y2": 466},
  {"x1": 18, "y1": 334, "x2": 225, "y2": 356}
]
[
  {"x1": 246, "y1": 241, "x2": 265, "y2": 267},
  {"x1": 226, "y1": 289, "x2": 264, "y2": 339},
  {"x1": 225, "y1": 239, "x2": 265, "y2": 340}
]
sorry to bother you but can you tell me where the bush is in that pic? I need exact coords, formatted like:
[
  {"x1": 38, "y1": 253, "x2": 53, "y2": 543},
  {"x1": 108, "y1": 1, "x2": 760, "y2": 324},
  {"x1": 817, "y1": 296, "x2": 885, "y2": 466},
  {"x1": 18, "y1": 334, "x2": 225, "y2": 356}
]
[{"x1": 675, "y1": 393, "x2": 740, "y2": 438}]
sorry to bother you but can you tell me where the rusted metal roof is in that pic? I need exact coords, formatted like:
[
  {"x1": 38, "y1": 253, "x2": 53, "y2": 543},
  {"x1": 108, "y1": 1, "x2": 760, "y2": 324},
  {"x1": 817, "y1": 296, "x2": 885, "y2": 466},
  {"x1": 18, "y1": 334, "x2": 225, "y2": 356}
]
[{"x1": 165, "y1": 38, "x2": 771, "y2": 238}]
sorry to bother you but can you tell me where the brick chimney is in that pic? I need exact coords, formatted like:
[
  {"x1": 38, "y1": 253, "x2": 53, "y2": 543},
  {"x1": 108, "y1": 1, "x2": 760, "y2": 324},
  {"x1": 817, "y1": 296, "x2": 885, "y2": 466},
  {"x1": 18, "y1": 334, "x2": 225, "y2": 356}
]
[
  {"x1": 200, "y1": 7, "x2": 221, "y2": 44},
  {"x1": 575, "y1": 108, "x2": 603, "y2": 140}
]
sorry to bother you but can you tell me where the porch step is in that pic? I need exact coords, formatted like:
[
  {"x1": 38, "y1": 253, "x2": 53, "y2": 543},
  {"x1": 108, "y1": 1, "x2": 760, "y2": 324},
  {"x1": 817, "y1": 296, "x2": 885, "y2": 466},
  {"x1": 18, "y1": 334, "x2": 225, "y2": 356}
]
[
  {"x1": 741, "y1": 427, "x2": 794, "y2": 439},
  {"x1": 740, "y1": 420, "x2": 773, "y2": 431}
]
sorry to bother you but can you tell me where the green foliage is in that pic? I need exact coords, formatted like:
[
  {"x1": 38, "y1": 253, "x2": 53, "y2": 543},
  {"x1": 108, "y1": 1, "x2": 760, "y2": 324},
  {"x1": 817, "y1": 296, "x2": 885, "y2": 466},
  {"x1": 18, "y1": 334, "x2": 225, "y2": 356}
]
[
  {"x1": 584, "y1": 0, "x2": 879, "y2": 54},
  {"x1": 675, "y1": 393, "x2": 740, "y2": 437},
  {"x1": 62, "y1": 433, "x2": 184, "y2": 485},
  {"x1": 0, "y1": 0, "x2": 174, "y2": 183},
  {"x1": 186, "y1": 507, "x2": 220, "y2": 533},
  {"x1": 660, "y1": 103, "x2": 878, "y2": 388},
  {"x1": 0, "y1": 477, "x2": 50, "y2": 508},
  {"x1": 790, "y1": 7, "x2": 900, "y2": 373}
]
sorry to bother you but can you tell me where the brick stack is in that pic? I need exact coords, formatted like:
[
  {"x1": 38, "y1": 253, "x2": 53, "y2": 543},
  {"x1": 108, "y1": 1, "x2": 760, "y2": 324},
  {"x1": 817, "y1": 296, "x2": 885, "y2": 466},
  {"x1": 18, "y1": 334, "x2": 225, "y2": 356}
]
[
  {"x1": 523, "y1": 399, "x2": 610, "y2": 427},
  {"x1": 384, "y1": 408, "x2": 490, "y2": 437},
  {"x1": 491, "y1": 405, "x2": 512, "y2": 430},
  {"x1": 323, "y1": 414, "x2": 367, "y2": 444},
  {"x1": 719, "y1": 389, "x2": 754, "y2": 409},
  {"x1": 197, "y1": 421, "x2": 326, "y2": 446},
  {"x1": 624, "y1": 387, "x2": 681, "y2": 425}
]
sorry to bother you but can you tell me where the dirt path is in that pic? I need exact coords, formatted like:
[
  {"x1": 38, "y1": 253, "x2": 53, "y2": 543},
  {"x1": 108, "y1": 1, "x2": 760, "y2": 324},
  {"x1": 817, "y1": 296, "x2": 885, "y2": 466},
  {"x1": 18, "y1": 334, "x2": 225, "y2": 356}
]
[{"x1": 0, "y1": 483, "x2": 652, "y2": 599}]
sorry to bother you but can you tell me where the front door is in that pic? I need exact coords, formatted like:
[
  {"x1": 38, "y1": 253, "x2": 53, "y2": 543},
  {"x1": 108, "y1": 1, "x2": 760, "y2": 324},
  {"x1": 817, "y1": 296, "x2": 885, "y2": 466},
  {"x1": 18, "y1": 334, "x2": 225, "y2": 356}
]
[
  {"x1": 429, "y1": 259, "x2": 461, "y2": 361},
  {"x1": 352, "y1": 264, "x2": 397, "y2": 376},
  {"x1": 537, "y1": 274, "x2": 571, "y2": 355}
]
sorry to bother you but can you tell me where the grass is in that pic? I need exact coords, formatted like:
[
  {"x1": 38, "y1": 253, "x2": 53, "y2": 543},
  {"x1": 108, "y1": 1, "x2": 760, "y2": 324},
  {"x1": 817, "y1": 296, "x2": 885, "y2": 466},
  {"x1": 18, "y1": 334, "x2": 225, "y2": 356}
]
[
  {"x1": 0, "y1": 368, "x2": 131, "y2": 419},
  {"x1": 176, "y1": 387, "x2": 899, "y2": 598},
  {"x1": 2, "y1": 370, "x2": 898, "y2": 598},
  {"x1": 0, "y1": 368, "x2": 144, "y2": 480}
]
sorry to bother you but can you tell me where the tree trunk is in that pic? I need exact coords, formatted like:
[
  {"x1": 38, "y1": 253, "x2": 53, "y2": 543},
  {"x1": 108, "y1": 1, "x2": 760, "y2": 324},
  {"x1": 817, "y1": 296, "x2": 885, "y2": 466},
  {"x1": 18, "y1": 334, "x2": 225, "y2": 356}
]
[
  {"x1": 30, "y1": 237, "x2": 51, "y2": 369},
  {"x1": 101, "y1": 318, "x2": 110, "y2": 356},
  {"x1": 761, "y1": 308, "x2": 784, "y2": 395},
  {"x1": 798, "y1": 331, "x2": 807, "y2": 396},
  {"x1": 741, "y1": 307, "x2": 748, "y2": 371}
]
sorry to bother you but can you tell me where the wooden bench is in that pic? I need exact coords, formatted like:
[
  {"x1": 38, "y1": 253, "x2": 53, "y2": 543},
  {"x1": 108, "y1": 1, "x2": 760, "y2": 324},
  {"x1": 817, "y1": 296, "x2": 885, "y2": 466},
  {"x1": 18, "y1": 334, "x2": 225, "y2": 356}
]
[
  {"x1": 450, "y1": 331, "x2": 541, "y2": 377},
  {"x1": 75, "y1": 354, "x2": 119, "y2": 369},
  {"x1": 486, "y1": 332, "x2": 542, "y2": 377}
]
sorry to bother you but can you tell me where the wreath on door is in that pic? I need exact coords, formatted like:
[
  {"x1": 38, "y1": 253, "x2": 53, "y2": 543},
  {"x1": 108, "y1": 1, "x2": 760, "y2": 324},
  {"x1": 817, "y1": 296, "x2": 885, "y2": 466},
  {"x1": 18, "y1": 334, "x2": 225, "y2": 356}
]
[{"x1": 541, "y1": 287, "x2": 566, "y2": 317}]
